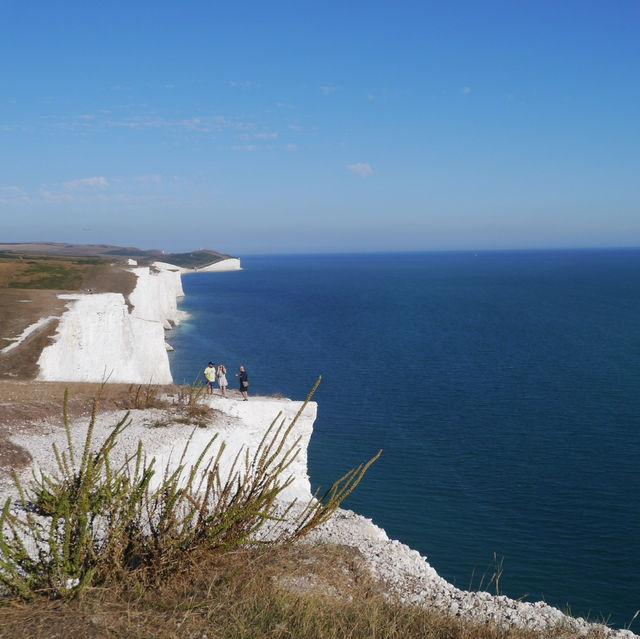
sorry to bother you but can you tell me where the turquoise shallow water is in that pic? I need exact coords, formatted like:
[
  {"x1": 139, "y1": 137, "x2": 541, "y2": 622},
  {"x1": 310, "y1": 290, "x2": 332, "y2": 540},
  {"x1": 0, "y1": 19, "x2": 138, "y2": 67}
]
[{"x1": 169, "y1": 249, "x2": 640, "y2": 629}]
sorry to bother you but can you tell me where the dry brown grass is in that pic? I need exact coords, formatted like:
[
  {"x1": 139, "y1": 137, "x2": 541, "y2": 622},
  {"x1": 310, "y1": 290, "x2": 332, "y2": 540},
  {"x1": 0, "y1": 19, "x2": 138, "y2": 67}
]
[
  {"x1": 0, "y1": 254, "x2": 137, "y2": 383},
  {"x1": 0, "y1": 255, "x2": 136, "y2": 297},
  {"x1": 0, "y1": 543, "x2": 607, "y2": 639},
  {"x1": 0, "y1": 289, "x2": 66, "y2": 380}
]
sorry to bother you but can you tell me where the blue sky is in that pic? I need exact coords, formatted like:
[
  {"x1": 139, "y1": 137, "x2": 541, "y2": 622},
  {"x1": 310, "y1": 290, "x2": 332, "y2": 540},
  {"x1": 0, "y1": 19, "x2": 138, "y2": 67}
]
[{"x1": 1, "y1": 1, "x2": 638, "y2": 255}]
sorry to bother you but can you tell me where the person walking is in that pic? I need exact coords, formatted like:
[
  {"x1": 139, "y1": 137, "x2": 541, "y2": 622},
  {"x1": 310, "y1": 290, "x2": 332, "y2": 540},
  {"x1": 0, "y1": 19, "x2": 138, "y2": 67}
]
[
  {"x1": 204, "y1": 362, "x2": 216, "y2": 395},
  {"x1": 216, "y1": 363, "x2": 228, "y2": 398},
  {"x1": 235, "y1": 365, "x2": 249, "y2": 401}
]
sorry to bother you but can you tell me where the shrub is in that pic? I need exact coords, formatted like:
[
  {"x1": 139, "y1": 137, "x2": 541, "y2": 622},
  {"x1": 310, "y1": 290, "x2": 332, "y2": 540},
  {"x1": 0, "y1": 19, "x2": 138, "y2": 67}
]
[{"x1": 124, "y1": 383, "x2": 167, "y2": 410}]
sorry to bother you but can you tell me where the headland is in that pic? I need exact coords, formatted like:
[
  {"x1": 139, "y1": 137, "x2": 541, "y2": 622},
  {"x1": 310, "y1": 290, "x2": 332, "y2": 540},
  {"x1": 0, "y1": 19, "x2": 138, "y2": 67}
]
[{"x1": 0, "y1": 243, "x2": 635, "y2": 638}]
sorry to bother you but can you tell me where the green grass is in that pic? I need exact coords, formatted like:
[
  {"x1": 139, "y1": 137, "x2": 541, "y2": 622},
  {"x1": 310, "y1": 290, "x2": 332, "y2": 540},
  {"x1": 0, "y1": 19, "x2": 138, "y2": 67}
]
[{"x1": 8, "y1": 261, "x2": 84, "y2": 289}]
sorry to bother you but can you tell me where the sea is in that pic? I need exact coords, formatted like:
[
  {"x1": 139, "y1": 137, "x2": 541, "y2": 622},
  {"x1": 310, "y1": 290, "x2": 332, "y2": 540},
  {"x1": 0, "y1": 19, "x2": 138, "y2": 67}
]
[{"x1": 168, "y1": 249, "x2": 640, "y2": 630}]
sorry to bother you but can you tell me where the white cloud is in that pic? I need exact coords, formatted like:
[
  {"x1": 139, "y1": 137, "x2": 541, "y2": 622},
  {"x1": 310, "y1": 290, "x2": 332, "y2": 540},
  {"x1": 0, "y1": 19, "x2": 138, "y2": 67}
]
[
  {"x1": 0, "y1": 185, "x2": 25, "y2": 196},
  {"x1": 255, "y1": 132, "x2": 278, "y2": 140},
  {"x1": 112, "y1": 174, "x2": 162, "y2": 186},
  {"x1": 101, "y1": 114, "x2": 241, "y2": 134},
  {"x1": 42, "y1": 190, "x2": 75, "y2": 203},
  {"x1": 462, "y1": 86, "x2": 472, "y2": 95},
  {"x1": 347, "y1": 163, "x2": 373, "y2": 178},
  {"x1": 0, "y1": 185, "x2": 29, "y2": 204},
  {"x1": 320, "y1": 86, "x2": 339, "y2": 95},
  {"x1": 63, "y1": 177, "x2": 109, "y2": 190},
  {"x1": 229, "y1": 80, "x2": 253, "y2": 89},
  {"x1": 135, "y1": 174, "x2": 161, "y2": 185}
]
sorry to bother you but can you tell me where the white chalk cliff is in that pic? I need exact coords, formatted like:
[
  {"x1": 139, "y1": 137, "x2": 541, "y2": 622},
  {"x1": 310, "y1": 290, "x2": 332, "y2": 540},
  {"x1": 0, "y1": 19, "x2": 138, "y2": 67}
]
[
  {"x1": 37, "y1": 262, "x2": 185, "y2": 384},
  {"x1": 181, "y1": 257, "x2": 242, "y2": 273},
  {"x1": 151, "y1": 396, "x2": 315, "y2": 503}
]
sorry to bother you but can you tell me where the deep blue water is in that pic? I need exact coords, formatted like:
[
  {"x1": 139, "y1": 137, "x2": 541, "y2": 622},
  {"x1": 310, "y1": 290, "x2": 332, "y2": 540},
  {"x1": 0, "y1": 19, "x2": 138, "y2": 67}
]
[{"x1": 168, "y1": 249, "x2": 640, "y2": 629}]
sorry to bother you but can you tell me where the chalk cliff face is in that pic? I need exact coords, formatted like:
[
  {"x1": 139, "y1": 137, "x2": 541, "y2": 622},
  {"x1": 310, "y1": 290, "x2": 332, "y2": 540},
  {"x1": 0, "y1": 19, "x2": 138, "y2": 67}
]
[
  {"x1": 36, "y1": 262, "x2": 184, "y2": 384},
  {"x1": 181, "y1": 258, "x2": 242, "y2": 273},
  {"x1": 151, "y1": 396, "x2": 316, "y2": 502},
  {"x1": 129, "y1": 262, "x2": 186, "y2": 329}
]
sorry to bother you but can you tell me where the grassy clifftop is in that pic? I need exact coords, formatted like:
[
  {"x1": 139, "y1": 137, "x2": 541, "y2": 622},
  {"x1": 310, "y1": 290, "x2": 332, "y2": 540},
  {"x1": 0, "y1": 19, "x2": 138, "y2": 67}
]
[
  {"x1": 0, "y1": 243, "x2": 235, "y2": 269},
  {"x1": 0, "y1": 243, "x2": 235, "y2": 381}
]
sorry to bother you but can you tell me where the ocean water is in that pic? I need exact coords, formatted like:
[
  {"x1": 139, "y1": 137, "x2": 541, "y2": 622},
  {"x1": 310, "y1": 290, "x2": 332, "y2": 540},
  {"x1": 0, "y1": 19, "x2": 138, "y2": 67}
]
[{"x1": 168, "y1": 249, "x2": 640, "y2": 629}]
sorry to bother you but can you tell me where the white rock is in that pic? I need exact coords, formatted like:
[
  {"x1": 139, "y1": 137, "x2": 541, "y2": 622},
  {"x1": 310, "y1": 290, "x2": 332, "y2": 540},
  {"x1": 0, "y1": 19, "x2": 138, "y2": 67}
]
[
  {"x1": 181, "y1": 258, "x2": 242, "y2": 273},
  {"x1": 36, "y1": 261, "x2": 185, "y2": 384}
]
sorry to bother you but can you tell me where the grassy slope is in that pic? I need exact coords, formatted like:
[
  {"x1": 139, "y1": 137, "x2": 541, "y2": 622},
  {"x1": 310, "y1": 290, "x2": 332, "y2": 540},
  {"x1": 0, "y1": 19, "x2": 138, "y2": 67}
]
[
  {"x1": 0, "y1": 243, "x2": 235, "y2": 268},
  {"x1": 0, "y1": 543, "x2": 608, "y2": 639}
]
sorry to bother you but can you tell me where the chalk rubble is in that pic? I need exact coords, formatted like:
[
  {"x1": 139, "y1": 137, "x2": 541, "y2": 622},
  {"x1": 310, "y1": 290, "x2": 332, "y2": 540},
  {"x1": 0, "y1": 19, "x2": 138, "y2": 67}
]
[{"x1": 307, "y1": 509, "x2": 637, "y2": 638}]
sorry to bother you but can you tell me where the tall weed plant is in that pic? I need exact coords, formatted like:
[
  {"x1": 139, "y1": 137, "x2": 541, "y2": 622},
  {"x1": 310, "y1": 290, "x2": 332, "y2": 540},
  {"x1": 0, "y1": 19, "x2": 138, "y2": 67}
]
[{"x1": 0, "y1": 379, "x2": 380, "y2": 599}]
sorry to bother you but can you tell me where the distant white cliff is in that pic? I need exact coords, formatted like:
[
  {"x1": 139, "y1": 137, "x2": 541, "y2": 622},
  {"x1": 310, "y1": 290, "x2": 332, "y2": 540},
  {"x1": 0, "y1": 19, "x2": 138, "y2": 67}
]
[
  {"x1": 180, "y1": 258, "x2": 242, "y2": 273},
  {"x1": 37, "y1": 262, "x2": 184, "y2": 384}
]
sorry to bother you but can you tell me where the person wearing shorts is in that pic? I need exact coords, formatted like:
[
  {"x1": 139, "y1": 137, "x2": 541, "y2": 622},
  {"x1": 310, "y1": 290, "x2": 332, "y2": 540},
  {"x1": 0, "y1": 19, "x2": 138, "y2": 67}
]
[{"x1": 204, "y1": 362, "x2": 216, "y2": 395}]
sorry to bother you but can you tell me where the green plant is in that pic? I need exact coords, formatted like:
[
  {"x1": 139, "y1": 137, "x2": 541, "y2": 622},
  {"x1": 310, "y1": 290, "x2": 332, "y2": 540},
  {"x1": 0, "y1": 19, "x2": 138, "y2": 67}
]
[
  {"x1": 174, "y1": 377, "x2": 213, "y2": 423},
  {"x1": 469, "y1": 553, "x2": 511, "y2": 599}
]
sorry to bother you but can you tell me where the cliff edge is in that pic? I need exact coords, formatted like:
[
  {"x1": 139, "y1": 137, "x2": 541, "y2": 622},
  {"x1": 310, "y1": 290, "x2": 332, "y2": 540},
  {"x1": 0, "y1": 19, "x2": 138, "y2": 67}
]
[{"x1": 36, "y1": 261, "x2": 184, "y2": 384}]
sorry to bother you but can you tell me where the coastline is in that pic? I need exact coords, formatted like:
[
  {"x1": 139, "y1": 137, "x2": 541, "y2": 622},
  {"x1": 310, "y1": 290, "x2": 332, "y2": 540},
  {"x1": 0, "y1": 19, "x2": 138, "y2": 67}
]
[
  {"x1": 1, "y1": 258, "x2": 636, "y2": 637},
  {"x1": 1, "y1": 387, "x2": 636, "y2": 638}
]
